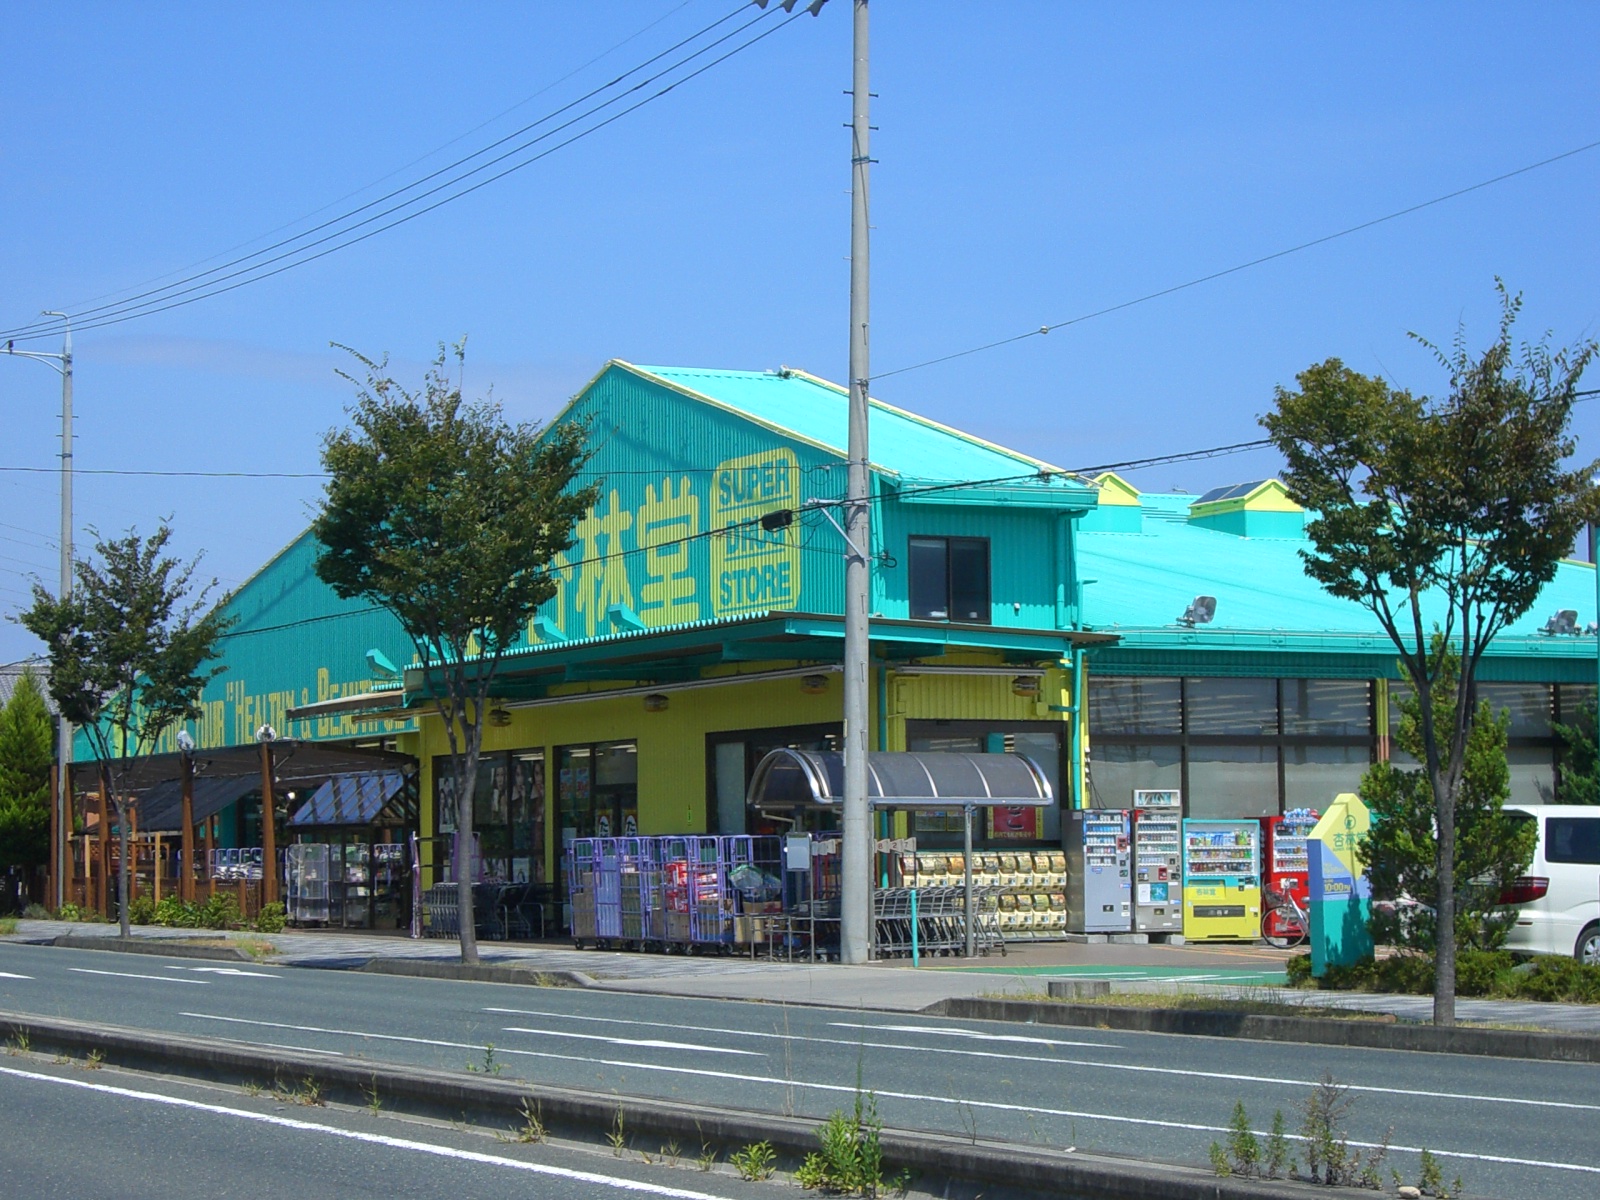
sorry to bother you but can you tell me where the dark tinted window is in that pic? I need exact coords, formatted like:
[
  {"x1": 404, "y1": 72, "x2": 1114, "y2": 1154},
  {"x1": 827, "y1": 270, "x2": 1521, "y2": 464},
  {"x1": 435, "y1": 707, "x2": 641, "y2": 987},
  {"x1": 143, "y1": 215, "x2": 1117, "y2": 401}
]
[
  {"x1": 1546, "y1": 817, "x2": 1600, "y2": 865},
  {"x1": 948, "y1": 538, "x2": 990, "y2": 623},
  {"x1": 908, "y1": 538, "x2": 949, "y2": 619},
  {"x1": 908, "y1": 536, "x2": 990, "y2": 624},
  {"x1": 1186, "y1": 677, "x2": 1279, "y2": 736},
  {"x1": 1090, "y1": 677, "x2": 1182, "y2": 734}
]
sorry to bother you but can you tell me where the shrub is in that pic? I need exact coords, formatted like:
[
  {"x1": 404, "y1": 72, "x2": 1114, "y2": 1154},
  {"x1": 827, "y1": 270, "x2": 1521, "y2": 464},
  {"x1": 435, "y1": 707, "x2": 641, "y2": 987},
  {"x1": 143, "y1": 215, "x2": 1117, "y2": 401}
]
[
  {"x1": 1453, "y1": 949, "x2": 1515, "y2": 996},
  {"x1": 198, "y1": 892, "x2": 243, "y2": 930},
  {"x1": 1512, "y1": 956, "x2": 1600, "y2": 1004},
  {"x1": 127, "y1": 895, "x2": 156, "y2": 926},
  {"x1": 252, "y1": 902, "x2": 286, "y2": 934},
  {"x1": 22, "y1": 903, "x2": 51, "y2": 920},
  {"x1": 153, "y1": 896, "x2": 197, "y2": 928},
  {"x1": 56, "y1": 902, "x2": 84, "y2": 922}
]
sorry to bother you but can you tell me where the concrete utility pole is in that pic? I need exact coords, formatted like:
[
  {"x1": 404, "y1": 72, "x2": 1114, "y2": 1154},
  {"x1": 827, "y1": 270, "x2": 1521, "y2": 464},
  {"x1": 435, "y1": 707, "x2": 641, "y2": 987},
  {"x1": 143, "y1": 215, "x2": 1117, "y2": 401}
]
[
  {"x1": 840, "y1": 0, "x2": 872, "y2": 965},
  {"x1": 5, "y1": 314, "x2": 74, "y2": 909}
]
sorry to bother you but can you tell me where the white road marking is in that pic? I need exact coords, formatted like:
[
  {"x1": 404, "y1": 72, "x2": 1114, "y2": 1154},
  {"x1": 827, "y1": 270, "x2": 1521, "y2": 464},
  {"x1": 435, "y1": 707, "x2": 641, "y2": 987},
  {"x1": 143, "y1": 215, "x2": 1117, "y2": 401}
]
[
  {"x1": 179, "y1": 1012, "x2": 1600, "y2": 1176},
  {"x1": 828, "y1": 1021, "x2": 1600, "y2": 1113},
  {"x1": 69, "y1": 967, "x2": 209, "y2": 985},
  {"x1": 0, "y1": 1064, "x2": 730, "y2": 1198},
  {"x1": 164, "y1": 966, "x2": 280, "y2": 978},
  {"x1": 497, "y1": 1027, "x2": 762, "y2": 1057},
  {"x1": 494, "y1": 1009, "x2": 1600, "y2": 1115},
  {"x1": 480, "y1": 1004, "x2": 1120, "y2": 1049},
  {"x1": 0, "y1": 972, "x2": 32, "y2": 979}
]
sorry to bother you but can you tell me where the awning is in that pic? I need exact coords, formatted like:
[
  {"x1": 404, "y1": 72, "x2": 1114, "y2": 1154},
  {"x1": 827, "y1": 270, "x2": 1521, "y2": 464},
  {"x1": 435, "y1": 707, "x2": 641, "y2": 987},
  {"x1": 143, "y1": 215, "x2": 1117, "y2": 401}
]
[
  {"x1": 288, "y1": 772, "x2": 411, "y2": 828},
  {"x1": 133, "y1": 775, "x2": 262, "y2": 833},
  {"x1": 746, "y1": 749, "x2": 1053, "y2": 810}
]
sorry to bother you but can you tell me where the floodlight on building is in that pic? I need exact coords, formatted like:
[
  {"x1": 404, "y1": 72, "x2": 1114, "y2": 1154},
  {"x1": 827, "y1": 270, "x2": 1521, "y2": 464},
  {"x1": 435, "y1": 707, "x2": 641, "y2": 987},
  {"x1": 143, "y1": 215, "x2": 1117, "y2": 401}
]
[
  {"x1": 176, "y1": 730, "x2": 196, "y2": 755},
  {"x1": 1178, "y1": 596, "x2": 1217, "y2": 627},
  {"x1": 800, "y1": 674, "x2": 830, "y2": 695},
  {"x1": 643, "y1": 693, "x2": 670, "y2": 713},
  {"x1": 1542, "y1": 609, "x2": 1579, "y2": 636},
  {"x1": 760, "y1": 508, "x2": 794, "y2": 532},
  {"x1": 488, "y1": 706, "x2": 513, "y2": 727},
  {"x1": 255, "y1": 724, "x2": 277, "y2": 743}
]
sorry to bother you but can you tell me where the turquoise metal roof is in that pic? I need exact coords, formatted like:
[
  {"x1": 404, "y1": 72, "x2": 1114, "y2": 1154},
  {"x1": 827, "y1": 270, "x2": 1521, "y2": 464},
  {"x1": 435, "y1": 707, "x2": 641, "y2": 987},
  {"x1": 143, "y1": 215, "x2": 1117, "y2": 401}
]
[
  {"x1": 634, "y1": 364, "x2": 1063, "y2": 482},
  {"x1": 1078, "y1": 511, "x2": 1600, "y2": 661}
]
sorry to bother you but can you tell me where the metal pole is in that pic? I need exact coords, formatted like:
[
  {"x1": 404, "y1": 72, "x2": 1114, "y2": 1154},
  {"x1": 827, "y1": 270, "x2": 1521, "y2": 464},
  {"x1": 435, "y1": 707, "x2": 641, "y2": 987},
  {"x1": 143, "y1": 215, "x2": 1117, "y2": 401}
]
[
  {"x1": 839, "y1": 0, "x2": 873, "y2": 966},
  {"x1": 55, "y1": 317, "x2": 73, "y2": 910},
  {"x1": 963, "y1": 805, "x2": 976, "y2": 958}
]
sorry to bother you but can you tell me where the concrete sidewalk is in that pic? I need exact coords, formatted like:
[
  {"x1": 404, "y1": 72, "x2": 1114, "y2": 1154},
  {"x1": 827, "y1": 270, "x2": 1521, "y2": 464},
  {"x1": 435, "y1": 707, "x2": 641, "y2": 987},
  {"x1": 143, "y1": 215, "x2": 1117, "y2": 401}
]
[{"x1": 10, "y1": 918, "x2": 1599, "y2": 1032}]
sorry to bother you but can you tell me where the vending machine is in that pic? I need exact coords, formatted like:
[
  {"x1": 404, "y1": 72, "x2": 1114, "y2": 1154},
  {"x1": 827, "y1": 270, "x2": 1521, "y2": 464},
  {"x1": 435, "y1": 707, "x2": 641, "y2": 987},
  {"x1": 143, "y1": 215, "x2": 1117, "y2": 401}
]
[
  {"x1": 1131, "y1": 789, "x2": 1183, "y2": 934},
  {"x1": 1065, "y1": 809, "x2": 1132, "y2": 933},
  {"x1": 1181, "y1": 819, "x2": 1261, "y2": 941},
  {"x1": 1260, "y1": 808, "x2": 1318, "y2": 940}
]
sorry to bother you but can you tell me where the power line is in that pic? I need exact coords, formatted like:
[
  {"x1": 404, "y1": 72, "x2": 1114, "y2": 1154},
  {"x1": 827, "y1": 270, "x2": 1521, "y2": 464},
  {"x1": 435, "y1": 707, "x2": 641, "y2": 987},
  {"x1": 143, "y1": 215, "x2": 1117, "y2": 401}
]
[
  {"x1": 26, "y1": 2, "x2": 700, "y2": 324},
  {"x1": 875, "y1": 138, "x2": 1600, "y2": 381},
  {"x1": 3, "y1": 4, "x2": 804, "y2": 343}
]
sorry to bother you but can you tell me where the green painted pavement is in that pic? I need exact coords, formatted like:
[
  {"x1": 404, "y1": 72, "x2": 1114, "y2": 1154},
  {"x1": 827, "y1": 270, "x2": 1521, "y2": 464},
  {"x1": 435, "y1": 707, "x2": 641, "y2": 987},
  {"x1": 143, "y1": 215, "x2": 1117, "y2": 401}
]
[{"x1": 927, "y1": 962, "x2": 1290, "y2": 985}]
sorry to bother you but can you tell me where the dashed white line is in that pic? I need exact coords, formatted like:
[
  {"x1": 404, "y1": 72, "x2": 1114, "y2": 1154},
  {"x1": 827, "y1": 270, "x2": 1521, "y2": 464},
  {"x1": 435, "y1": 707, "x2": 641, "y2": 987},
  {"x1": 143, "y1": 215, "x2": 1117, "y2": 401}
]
[
  {"x1": 164, "y1": 966, "x2": 281, "y2": 978},
  {"x1": 0, "y1": 971, "x2": 32, "y2": 980},
  {"x1": 69, "y1": 967, "x2": 209, "y2": 985},
  {"x1": 497, "y1": 1027, "x2": 762, "y2": 1057}
]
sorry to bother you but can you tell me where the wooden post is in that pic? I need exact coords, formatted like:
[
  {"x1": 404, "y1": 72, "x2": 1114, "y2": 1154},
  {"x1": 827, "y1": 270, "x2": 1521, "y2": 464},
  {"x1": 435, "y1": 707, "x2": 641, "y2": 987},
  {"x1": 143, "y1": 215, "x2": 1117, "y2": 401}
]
[
  {"x1": 180, "y1": 754, "x2": 196, "y2": 904},
  {"x1": 259, "y1": 742, "x2": 278, "y2": 906},
  {"x1": 129, "y1": 805, "x2": 139, "y2": 903},
  {"x1": 47, "y1": 763, "x2": 58, "y2": 913},
  {"x1": 96, "y1": 777, "x2": 110, "y2": 917}
]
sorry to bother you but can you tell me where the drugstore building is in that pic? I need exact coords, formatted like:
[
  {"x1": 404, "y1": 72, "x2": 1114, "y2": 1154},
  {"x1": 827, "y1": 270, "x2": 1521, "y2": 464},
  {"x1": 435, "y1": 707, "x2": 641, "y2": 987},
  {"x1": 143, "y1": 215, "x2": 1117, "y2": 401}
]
[{"x1": 60, "y1": 361, "x2": 1600, "y2": 910}]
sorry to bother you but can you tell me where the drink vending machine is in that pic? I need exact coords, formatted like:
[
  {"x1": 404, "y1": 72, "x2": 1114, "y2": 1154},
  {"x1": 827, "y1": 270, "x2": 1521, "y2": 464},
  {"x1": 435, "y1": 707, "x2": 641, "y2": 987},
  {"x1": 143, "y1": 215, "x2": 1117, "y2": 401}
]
[
  {"x1": 1260, "y1": 808, "x2": 1318, "y2": 939},
  {"x1": 1065, "y1": 809, "x2": 1132, "y2": 933},
  {"x1": 1131, "y1": 789, "x2": 1183, "y2": 935},
  {"x1": 1180, "y1": 819, "x2": 1261, "y2": 941}
]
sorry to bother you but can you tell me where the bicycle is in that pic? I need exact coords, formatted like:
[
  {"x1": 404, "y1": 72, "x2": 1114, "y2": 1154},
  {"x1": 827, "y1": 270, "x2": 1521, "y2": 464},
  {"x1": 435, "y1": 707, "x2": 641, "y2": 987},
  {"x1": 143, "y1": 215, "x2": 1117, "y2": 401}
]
[{"x1": 1261, "y1": 886, "x2": 1308, "y2": 949}]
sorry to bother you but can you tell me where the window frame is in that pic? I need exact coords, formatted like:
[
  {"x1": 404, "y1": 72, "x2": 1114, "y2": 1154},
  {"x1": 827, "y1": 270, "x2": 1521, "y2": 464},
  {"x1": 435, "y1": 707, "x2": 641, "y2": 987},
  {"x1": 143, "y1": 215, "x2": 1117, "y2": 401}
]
[{"x1": 908, "y1": 534, "x2": 992, "y2": 625}]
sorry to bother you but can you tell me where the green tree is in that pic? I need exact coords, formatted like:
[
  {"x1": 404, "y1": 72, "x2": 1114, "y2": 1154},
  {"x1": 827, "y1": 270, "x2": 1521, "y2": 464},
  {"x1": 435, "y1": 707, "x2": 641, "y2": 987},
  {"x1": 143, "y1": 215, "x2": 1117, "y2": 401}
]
[
  {"x1": 312, "y1": 343, "x2": 596, "y2": 963},
  {"x1": 1362, "y1": 644, "x2": 1536, "y2": 953},
  {"x1": 20, "y1": 525, "x2": 231, "y2": 937},
  {"x1": 1263, "y1": 284, "x2": 1597, "y2": 1024},
  {"x1": 1552, "y1": 692, "x2": 1600, "y2": 804},
  {"x1": 0, "y1": 669, "x2": 55, "y2": 876}
]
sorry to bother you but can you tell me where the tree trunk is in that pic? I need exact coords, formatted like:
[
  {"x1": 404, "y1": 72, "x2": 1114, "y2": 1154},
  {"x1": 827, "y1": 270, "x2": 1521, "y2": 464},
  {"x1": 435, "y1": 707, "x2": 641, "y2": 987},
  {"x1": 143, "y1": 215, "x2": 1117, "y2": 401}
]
[
  {"x1": 454, "y1": 730, "x2": 481, "y2": 966},
  {"x1": 1433, "y1": 775, "x2": 1457, "y2": 1026},
  {"x1": 116, "y1": 796, "x2": 131, "y2": 940}
]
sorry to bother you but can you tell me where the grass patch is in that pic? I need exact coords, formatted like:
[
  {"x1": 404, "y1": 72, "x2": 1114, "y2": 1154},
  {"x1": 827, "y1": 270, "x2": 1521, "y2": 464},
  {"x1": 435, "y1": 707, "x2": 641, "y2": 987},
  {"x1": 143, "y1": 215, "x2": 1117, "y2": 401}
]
[
  {"x1": 0, "y1": 917, "x2": 18, "y2": 936},
  {"x1": 188, "y1": 937, "x2": 280, "y2": 960}
]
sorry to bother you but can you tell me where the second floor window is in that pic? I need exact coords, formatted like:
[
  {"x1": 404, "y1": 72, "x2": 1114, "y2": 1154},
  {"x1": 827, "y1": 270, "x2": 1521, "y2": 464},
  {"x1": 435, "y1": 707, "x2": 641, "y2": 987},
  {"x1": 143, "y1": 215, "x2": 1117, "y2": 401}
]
[{"x1": 909, "y1": 535, "x2": 991, "y2": 623}]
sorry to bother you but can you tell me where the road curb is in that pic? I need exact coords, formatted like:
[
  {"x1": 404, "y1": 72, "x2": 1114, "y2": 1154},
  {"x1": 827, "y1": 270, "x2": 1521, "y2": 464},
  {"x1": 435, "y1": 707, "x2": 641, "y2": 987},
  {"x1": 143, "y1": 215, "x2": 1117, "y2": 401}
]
[
  {"x1": 0, "y1": 1009, "x2": 1363, "y2": 1200},
  {"x1": 359, "y1": 957, "x2": 596, "y2": 989},
  {"x1": 50, "y1": 935, "x2": 257, "y2": 963},
  {"x1": 925, "y1": 996, "x2": 1600, "y2": 1063}
]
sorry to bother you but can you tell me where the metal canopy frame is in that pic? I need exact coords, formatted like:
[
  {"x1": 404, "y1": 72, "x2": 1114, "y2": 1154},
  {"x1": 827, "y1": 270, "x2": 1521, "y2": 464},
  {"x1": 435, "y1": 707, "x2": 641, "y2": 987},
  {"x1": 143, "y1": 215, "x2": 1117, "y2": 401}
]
[{"x1": 746, "y1": 748, "x2": 1054, "y2": 960}]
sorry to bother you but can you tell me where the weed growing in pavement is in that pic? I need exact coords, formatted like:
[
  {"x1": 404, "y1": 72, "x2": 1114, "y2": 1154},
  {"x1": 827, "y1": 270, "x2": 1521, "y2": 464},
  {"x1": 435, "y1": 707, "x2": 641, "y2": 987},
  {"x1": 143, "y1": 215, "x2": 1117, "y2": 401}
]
[
  {"x1": 729, "y1": 1140, "x2": 776, "y2": 1182},
  {"x1": 363, "y1": 1077, "x2": 382, "y2": 1116},
  {"x1": 516, "y1": 1098, "x2": 546, "y2": 1144},
  {"x1": 661, "y1": 1139, "x2": 682, "y2": 1168},
  {"x1": 1297, "y1": 1072, "x2": 1389, "y2": 1188},
  {"x1": 51, "y1": 1053, "x2": 69, "y2": 1065},
  {"x1": 242, "y1": 1081, "x2": 264, "y2": 1098},
  {"x1": 1412, "y1": 1148, "x2": 1465, "y2": 1198},
  {"x1": 607, "y1": 1103, "x2": 627, "y2": 1157},
  {"x1": 795, "y1": 1084, "x2": 909, "y2": 1197},
  {"x1": 467, "y1": 1044, "x2": 503, "y2": 1076},
  {"x1": 82, "y1": 1049, "x2": 105, "y2": 1070},
  {"x1": 273, "y1": 1075, "x2": 325, "y2": 1107},
  {"x1": 696, "y1": 1143, "x2": 718, "y2": 1172},
  {"x1": 1208, "y1": 1101, "x2": 1290, "y2": 1180},
  {"x1": 1266, "y1": 1109, "x2": 1291, "y2": 1179},
  {"x1": 6, "y1": 1032, "x2": 30, "y2": 1056}
]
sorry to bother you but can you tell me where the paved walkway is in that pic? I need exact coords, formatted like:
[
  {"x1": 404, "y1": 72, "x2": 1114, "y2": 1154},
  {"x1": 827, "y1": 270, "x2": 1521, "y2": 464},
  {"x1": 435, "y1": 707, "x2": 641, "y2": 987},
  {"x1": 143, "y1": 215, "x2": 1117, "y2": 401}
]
[{"x1": 9, "y1": 919, "x2": 1598, "y2": 1031}]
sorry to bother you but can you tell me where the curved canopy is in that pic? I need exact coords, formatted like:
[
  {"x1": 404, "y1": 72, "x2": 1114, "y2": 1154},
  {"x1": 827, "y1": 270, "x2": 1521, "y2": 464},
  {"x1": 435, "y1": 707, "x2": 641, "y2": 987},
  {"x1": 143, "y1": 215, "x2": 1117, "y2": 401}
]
[{"x1": 747, "y1": 749, "x2": 1053, "y2": 811}]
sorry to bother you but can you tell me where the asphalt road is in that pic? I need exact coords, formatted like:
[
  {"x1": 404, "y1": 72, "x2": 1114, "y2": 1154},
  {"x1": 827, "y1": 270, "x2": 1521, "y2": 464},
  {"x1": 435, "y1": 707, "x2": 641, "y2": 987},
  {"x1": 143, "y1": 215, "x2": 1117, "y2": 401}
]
[
  {"x1": 1, "y1": 941, "x2": 1596, "y2": 1200},
  {"x1": 0, "y1": 1053, "x2": 795, "y2": 1200}
]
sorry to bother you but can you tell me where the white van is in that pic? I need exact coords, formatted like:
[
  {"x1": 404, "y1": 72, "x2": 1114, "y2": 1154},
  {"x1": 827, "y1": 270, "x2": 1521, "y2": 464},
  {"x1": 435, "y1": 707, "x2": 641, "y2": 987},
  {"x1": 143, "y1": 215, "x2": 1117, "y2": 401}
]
[{"x1": 1502, "y1": 805, "x2": 1600, "y2": 964}]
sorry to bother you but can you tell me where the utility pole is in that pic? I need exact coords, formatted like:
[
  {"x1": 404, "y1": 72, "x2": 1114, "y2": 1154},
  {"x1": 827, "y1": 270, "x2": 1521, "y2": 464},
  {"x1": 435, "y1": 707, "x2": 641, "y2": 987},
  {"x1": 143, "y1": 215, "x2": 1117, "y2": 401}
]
[
  {"x1": 840, "y1": 0, "x2": 872, "y2": 964},
  {"x1": 5, "y1": 314, "x2": 73, "y2": 910}
]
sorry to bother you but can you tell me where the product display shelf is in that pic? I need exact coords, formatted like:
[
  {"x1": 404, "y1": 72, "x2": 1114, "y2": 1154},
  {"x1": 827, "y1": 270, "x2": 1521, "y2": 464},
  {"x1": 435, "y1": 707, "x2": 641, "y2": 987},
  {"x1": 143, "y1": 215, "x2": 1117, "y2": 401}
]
[{"x1": 900, "y1": 850, "x2": 1071, "y2": 939}]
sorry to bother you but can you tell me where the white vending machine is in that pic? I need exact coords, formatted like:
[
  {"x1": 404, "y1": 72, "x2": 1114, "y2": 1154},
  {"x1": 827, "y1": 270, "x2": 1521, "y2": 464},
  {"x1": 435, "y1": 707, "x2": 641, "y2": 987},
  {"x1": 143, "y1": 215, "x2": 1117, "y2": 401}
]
[
  {"x1": 1131, "y1": 789, "x2": 1183, "y2": 935},
  {"x1": 1065, "y1": 809, "x2": 1132, "y2": 933}
]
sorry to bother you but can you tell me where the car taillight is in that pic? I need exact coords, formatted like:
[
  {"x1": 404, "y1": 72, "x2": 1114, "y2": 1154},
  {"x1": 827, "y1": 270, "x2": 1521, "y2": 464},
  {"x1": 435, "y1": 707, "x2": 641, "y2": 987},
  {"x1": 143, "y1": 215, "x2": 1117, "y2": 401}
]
[{"x1": 1500, "y1": 876, "x2": 1549, "y2": 905}]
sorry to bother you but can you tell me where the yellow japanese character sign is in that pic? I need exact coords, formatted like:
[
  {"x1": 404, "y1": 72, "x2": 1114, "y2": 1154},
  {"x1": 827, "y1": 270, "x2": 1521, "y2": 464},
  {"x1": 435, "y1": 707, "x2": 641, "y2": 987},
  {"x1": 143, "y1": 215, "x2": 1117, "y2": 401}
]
[
  {"x1": 636, "y1": 476, "x2": 701, "y2": 626},
  {"x1": 571, "y1": 489, "x2": 635, "y2": 638}
]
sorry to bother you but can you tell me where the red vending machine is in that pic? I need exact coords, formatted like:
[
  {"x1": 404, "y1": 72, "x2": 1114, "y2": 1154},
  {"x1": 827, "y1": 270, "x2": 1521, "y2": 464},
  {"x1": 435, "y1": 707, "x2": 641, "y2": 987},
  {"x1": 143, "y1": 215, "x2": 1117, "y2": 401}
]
[{"x1": 1259, "y1": 808, "x2": 1319, "y2": 939}]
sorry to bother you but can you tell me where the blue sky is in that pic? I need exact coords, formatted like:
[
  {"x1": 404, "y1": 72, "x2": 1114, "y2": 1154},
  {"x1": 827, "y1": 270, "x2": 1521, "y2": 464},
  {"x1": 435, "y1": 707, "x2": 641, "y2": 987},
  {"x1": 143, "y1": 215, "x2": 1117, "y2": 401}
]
[{"x1": 1, "y1": 1, "x2": 1597, "y2": 661}]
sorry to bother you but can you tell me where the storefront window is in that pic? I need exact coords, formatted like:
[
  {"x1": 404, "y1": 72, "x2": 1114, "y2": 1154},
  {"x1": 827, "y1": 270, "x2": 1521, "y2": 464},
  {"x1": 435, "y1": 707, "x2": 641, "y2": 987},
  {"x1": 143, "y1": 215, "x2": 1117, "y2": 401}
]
[
  {"x1": 1506, "y1": 746, "x2": 1556, "y2": 807},
  {"x1": 1185, "y1": 678, "x2": 1279, "y2": 736},
  {"x1": 557, "y1": 740, "x2": 638, "y2": 841},
  {"x1": 906, "y1": 722, "x2": 1061, "y2": 847},
  {"x1": 433, "y1": 749, "x2": 545, "y2": 884},
  {"x1": 1283, "y1": 744, "x2": 1370, "y2": 811},
  {"x1": 1480, "y1": 684, "x2": 1554, "y2": 739},
  {"x1": 1089, "y1": 677, "x2": 1181, "y2": 735},
  {"x1": 1187, "y1": 745, "x2": 1278, "y2": 818},
  {"x1": 1088, "y1": 743, "x2": 1180, "y2": 808},
  {"x1": 1282, "y1": 680, "x2": 1370, "y2": 736}
]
